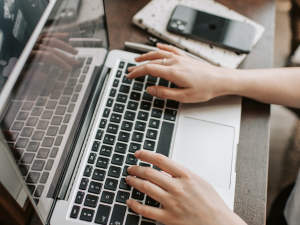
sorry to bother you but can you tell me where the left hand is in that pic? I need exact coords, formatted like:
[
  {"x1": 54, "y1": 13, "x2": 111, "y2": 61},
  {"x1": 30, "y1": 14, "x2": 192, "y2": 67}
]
[{"x1": 125, "y1": 150, "x2": 246, "y2": 225}]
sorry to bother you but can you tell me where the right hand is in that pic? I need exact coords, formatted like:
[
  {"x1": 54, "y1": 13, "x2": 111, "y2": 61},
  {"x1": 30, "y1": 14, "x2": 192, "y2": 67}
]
[{"x1": 127, "y1": 43, "x2": 235, "y2": 103}]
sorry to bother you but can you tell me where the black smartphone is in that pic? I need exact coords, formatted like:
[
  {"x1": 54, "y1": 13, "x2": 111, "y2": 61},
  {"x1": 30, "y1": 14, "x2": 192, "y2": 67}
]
[{"x1": 167, "y1": 5, "x2": 256, "y2": 54}]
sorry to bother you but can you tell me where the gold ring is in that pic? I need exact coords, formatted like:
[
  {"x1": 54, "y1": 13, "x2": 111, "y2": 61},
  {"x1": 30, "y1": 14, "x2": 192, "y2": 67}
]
[{"x1": 162, "y1": 58, "x2": 167, "y2": 66}]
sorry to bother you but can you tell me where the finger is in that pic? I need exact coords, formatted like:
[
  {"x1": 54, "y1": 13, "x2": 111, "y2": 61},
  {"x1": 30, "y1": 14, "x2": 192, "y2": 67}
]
[
  {"x1": 126, "y1": 199, "x2": 166, "y2": 222},
  {"x1": 135, "y1": 150, "x2": 185, "y2": 177},
  {"x1": 41, "y1": 37, "x2": 78, "y2": 54},
  {"x1": 147, "y1": 86, "x2": 186, "y2": 102},
  {"x1": 126, "y1": 64, "x2": 182, "y2": 84},
  {"x1": 126, "y1": 176, "x2": 169, "y2": 204},
  {"x1": 29, "y1": 50, "x2": 72, "y2": 71},
  {"x1": 135, "y1": 50, "x2": 175, "y2": 62},
  {"x1": 128, "y1": 59, "x2": 173, "y2": 72},
  {"x1": 157, "y1": 43, "x2": 187, "y2": 56},
  {"x1": 40, "y1": 45, "x2": 80, "y2": 67},
  {"x1": 127, "y1": 165, "x2": 175, "y2": 190},
  {"x1": 2, "y1": 130, "x2": 13, "y2": 140},
  {"x1": 38, "y1": 33, "x2": 69, "y2": 40}
]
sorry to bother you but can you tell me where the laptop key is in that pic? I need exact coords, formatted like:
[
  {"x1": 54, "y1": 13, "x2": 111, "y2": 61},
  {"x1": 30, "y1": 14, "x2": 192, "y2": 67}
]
[
  {"x1": 71, "y1": 69, "x2": 81, "y2": 77},
  {"x1": 151, "y1": 109, "x2": 162, "y2": 119},
  {"x1": 124, "y1": 111, "x2": 136, "y2": 121},
  {"x1": 95, "y1": 130, "x2": 104, "y2": 140},
  {"x1": 137, "y1": 111, "x2": 149, "y2": 121},
  {"x1": 126, "y1": 154, "x2": 138, "y2": 165},
  {"x1": 114, "y1": 103, "x2": 125, "y2": 113},
  {"x1": 67, "y1": 78, "x2": 77, "y2": 87},
  {"x1": 84, "y1": 194, "x2": 99, "y2": 208},
  {"x1": 21, "y1": 153, "x2": 34, "y2": 164},
  {"x1": 140, "y1": 162, "x2": 151, "y2": 167},
  {"x1": 145, "y1": 82, "x2": 155, "y2": 90},
  {"x1": 118, "y1": 131, "x2": 130, "y2": 142},
  {"x1": 88, "y1": 153, "x2": 97, "y2": 164},
  {"x1": 109, "y1": 204, "x2": 126, "y2": 225},
  {"x1": 45, "y1": 100, "x2": 57, "y2": 109},
  {"x1": 129, "y1": 142, "x2": 141, "y2": 153},
  {"x1": 92, "y1": 169, "x2": 106, "y2": 181},
  {"x1": 156, "y1": 121, "x2": 174, "y2": 158},
  {"x1": 70, "y1": 205, "x2": 80, "y2": 219},
  {"x1": 135, "y1": 121, "x2": 146, "y2": 131},
  {"x1": 107, "y1": 123, "x2": 118, "y2": 134},
  {"x1": 108, "y1": 166, "x2": 121, "y2": 178},
  {"x1": 20, "y1": 127, "x2": 33, "y2": 137},
  {"x1": 116, "y1": 70, "x2": 122, "y2": 78},
  {"x1": 27, "y1": 141, "x2": 40, "y2": 152},
  {"x1": 127, "y1": 101, "x2": 138, "y2": 110},
  {"x1": 16, "y1": 111, "x2": 29, "y2": 120},
  {"x1": 67, "y1": 104, "x2": 75, "y2": 113},
  {"x1": 130, "y1": 92, "x2": 141, "y2": 101},
  {"x1": 83, "y1": 66, "x2": 89, "y2": 74},
  {"x1": 79, "y1": 178, "x2": 89, "y2": 190},
  {"x1": 154, "y1": 99, "x2": 165, "y2": 109},
  {"x1": 149, "y1": 119, "x2": 160, "y2": 129},
  {"x1": 45, "y1": 159, "x2": 54, "y2": 170},
  {"x1": 31, "y1": 107, "x2": 43, "y2": 116},
  {"x1": 32, "y1": 131, "x2": 44, "y2": 141},
  {"x1": 106, "y1": 98, "x2": 114, "y2": 107},
  {"x1": 59, "y1": 97, "x2": 70, "y2": 105},
  {"x1": 121, "y1": 121, "x2": 133, "y2": 132},
  {"x1": 103, "y1": 108, "x2": 110, "y2": 118},
  {"x1": 92, "y1": 141, "x2": 100, "y2": 152},
  {"x1": 50, "y1": 91, "x2": 61, "y2": 100},
  {"x1": 144, "y1": 140, "x2": 155, "y2": 151},
  {"x1": 115, "y1": 142, "x2": 127, "y2": 154},
  {"x1": 119, "y1": 61, "x2": 125, "y2": 69},
  {"x1": 123, "y1": 166, "x2": 130, "y2": 176},
  {"x1": 75, "y1": 84, "x2": 82, "y2": 92},
  {"x1": 63, "y1": 114, "x2": 71, "y2": 123},
  {"x1": 110, "y1": 88, "x2": 117, "y2": 97},
  {"x1": 50, "y1": 147, "x2": 59, "y2": 158},
  {"x1": 125, "y1": 215, "x2": 140, "y2": 225},
  {"x1": 111, "y1": 154, "x2": 124, "y2": 166},
  {"x1": 88, "y1": 181, "x2": 102, "y2": 194},
  {"x1": 46, "y1": 126, "x2": 59, "y2": 136},
  {"x1": 104, "y1": 178, "x2": 118, "y2": 191},
  {"x1": 84, "y1": 165, "x2": 93, "y2": 177},
  {"x1": 19, "y1": 164, "x2": 30, "y2": 176},
  {"x1": 159, "y1": 78, "x2": 169, "y2": 87},
  {"x1": 31, "y1": 160, "x2": 45, "y2": 171},
  {"x1": 51, "y1": 116, "x2": 63, "y2": 125},
  {"x1": 40, "y1": 172, "x2": 49, "y2": 184},
  {"x1": 41, "y1": 110, "x2": 53, "y2": 119},
  {"x1": 37, "y1": 148, "x2": 50, "y2": 158},
  {"x1": 126, "y1": 63, "x2": 136, "y2": 73},
  {"x1": 26, "y1": 172, "x2": 40, "y2": 183},
  {"x1": 100, "y1": 145, "x2": 113, "y2": 157},
  {"x1": 132, "y1": 188, "x2": 145, "y2": 200},
  {"x1": 140, "y1": 101, "x2": 151, "y2": 111},
  {"x1": 119, "y1": 85, "x2": 130, "y2": 94},
  {"x1": 75, "y1": 191, "x2": 85, "y2": 204},
  {"x1": 147, "y1": 75, "x2": 157, "y2": 83},
  {"x1": 145, "y1": 196, "x2": 160, "y2": 207},
  {"x1": 101, "y1": 191, "x2": 115, "y2": 204},
  {"x1": 87, "y1": 58, "x2": 93, "y2": 65},
  {"x1": 11, "y1": 121, "x2": 24, "y2": 131},
  {"x1": 26, "y1": 117, "x2": 38, "y2": 126},
  {"x1": 132, "y1": 132, "x2": 144, "y2": 143},
  {"x1": 16, "y1": 138, "x2": 28, "y2": 148},
  {"x1": 166, "y1": 100, "x2": 179, "y2": 109},
  {"x1": 146, "y1": 129, "x2": 158, "y2": 140},
  {"x1": 27, "y1": 185, "x2": 35, "y2": 195},
  {"x1": 71, "y1": 93, "x2": 78, "y2": 102},
  {"x1": 22, "y1": 102, "x2": 33, "y2": 111},
  {"x1": 133, "y1": 82, "x2": 143, "y2": 91},
  {"x1": 96, "y1": 157, "x2": 109, "y2": 169},
  {"x1": 77, "y1": 58, "x2": 86, "y2": 67},
  {"x1": 116, "y1": 191, "x2": 130, "y2": 204},
  {"x1": 116, "y1": 94, "x2": 127, "y2": 103},
  {"x1": 99, "y1": 119, "x2": 107, "y2": 129},
  {"x1": 119, "y1": 178, "x2": 131, "y2": 191},
  {"x1": 142, "y1": 92, "x2": 153, "y2": 102},
  {"x1": 103, "y1": 134, "x2": 116, "y2": 145},
  {"x1": 95, "y1": 204, "x2": 111, "y2": 224},
  {"x1": 122, "y1": 76, "x2": 132, "y2": 84},
  {"x1": 34, "y1": 185, "x2": 44, "y2": 197},
  {"x1": 80, "y1": 208, "x2": 94, "y2": 222},
  {"x1": 113, "y1": 79, "x2": 119, "y2": 87}
]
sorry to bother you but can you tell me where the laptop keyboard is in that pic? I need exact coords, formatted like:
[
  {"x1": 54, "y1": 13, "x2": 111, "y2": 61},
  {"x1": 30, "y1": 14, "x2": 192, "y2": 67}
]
[
  {"x1": 70, "y1": 61, "x2": 179, "y2": 225},
  {"x1": 3, "y1": 56, "x2": 94, "y2": 205}
]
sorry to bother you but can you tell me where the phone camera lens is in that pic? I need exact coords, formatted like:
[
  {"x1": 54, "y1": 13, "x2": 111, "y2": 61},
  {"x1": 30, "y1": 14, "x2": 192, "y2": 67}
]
[
  {"x1": 170, "y1": 22, "x2": 178, "y2": 29},
  {"x1": 178, "y1": 24, "x2": 186, "y2": 31}
]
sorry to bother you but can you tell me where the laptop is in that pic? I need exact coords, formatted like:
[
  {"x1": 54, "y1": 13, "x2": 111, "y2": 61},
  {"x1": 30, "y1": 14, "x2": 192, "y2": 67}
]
[{"x1": 0, "y1": 0, "x2": 241, "y2": 224}]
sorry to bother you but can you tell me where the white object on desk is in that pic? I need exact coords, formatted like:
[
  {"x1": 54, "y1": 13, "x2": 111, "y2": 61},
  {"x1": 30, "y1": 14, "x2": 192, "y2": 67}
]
[{"x1": 132, "y1": 0, "x2": 265, "y2": 68}]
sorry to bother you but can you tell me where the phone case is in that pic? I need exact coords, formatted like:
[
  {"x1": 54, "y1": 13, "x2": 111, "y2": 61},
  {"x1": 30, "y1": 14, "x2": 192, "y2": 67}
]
[{"x1": 132, "y1": 0, "x2": 265, "y2": 68}]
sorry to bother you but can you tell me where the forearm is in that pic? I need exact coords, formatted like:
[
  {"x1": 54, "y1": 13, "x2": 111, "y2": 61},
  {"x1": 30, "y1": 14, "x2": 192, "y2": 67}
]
[{"x1": 223, "y1": 67, "x2": 300, "y2": 108}]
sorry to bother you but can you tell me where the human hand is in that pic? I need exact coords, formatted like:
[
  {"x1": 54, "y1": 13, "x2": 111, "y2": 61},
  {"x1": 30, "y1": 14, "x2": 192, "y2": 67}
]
[
  {"x1": 29, "y1": 33, "x2": 80, "y2": 71},
  {"x1": 125, "y1": 150, "x2": 246, "y2": 225},
  {"x1": 127, "y1": 43, "x2": 235, "y2": 103}
]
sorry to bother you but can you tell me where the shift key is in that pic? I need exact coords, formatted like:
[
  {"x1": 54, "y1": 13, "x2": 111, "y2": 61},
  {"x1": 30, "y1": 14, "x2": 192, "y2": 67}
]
[
  {"x1": 95, "y1": 204, "x2": 111, "y2": 224},
  {"x1": 109, "y1": 204, "x2": 126, "y2": 225}
]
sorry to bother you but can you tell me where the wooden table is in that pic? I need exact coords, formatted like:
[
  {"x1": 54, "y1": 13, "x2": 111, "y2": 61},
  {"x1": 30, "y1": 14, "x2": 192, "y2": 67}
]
[{"x1": 105, "y1": 0, "x2": 274, "y2": 224}]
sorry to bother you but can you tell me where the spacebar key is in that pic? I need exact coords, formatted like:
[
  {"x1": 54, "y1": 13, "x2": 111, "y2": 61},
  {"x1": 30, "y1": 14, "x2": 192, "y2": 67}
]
[
  {"x1": 156, "y1": 121, "x2": 175, "y2": 157},
  {"x1": 109, "y1": 204, "x2": 126, "y2": 225}
]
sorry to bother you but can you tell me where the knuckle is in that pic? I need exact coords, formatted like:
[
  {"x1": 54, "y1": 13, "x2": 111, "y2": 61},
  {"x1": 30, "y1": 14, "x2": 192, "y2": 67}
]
[
  {"x1": 141, "y1": 207, "x2": 151, "y2": 218},
  {"x1": 144, "y1": 168, "x2": 153, "y2": 178},
  {"x1": 141, "y1": 181, "x2": 151, "y2": 192},
  {"x1": 159, "y1": 89, "x2": 167, "y2": 99},
  {"x1": 155, "y1": 154, "x2": 166, "y2": 167}
]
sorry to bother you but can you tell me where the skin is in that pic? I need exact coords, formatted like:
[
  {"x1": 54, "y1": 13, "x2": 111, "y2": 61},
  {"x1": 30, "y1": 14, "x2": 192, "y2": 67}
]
[{"x1": 125, "y1": 43, "x2": 300, "y2": 224}]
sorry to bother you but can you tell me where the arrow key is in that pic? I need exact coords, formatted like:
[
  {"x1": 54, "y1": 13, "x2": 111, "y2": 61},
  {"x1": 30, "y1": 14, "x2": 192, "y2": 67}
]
[{"x1": 116, "y1": 191, "x2": 130, "y2": 204}]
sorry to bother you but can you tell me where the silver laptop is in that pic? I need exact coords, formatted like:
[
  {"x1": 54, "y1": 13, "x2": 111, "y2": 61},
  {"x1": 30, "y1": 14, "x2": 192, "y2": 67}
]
[{"x1": 0, "y1": 0, "x2": 241, "y2": 224}]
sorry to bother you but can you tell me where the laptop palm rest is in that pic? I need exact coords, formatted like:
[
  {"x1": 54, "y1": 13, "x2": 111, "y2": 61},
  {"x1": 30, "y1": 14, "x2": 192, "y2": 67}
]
[{"x1": 172, "y1": 117, "x2": 235, "y2": 190}]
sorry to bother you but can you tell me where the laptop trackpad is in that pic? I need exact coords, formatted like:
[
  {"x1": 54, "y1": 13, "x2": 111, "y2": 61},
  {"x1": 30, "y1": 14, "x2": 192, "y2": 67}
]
[{"x1": 172, "y1": 117, "x2": 235, "y2": 189}]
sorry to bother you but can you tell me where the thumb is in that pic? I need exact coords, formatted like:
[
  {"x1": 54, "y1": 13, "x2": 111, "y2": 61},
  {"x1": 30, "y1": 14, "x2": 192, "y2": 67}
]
[{"x1": 147, "y1": 86, "x2": 185, "y2": 102}]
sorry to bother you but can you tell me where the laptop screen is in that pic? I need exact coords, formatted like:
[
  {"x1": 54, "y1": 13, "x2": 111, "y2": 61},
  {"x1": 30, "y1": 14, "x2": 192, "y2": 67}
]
[
  {"x1": 0, "y1": 0, "x2": 109, "y2": 223},
  {"x1": 0, "y1": 0, "x2": 48, "y2": 93}
]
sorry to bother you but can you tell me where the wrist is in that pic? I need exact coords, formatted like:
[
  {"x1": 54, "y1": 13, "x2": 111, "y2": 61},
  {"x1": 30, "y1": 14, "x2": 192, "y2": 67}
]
[{"x1": 214, "y1": 207, "x2": 247, "y2": 225}]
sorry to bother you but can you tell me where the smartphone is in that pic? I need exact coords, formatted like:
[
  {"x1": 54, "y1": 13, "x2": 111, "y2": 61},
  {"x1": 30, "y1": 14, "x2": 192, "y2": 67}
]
[{"x1": 167, "y1": 5, "x2": 256, "y2": 54}]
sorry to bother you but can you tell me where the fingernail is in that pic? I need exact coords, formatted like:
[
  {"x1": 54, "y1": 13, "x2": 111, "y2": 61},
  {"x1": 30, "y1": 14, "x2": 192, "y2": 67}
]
[
  {"x1": 127, "y1": 166, "x2": 133, "y2": 173},
  {"x1": 126, "y1": 176, "x2": 132, "y2": 182},
  {"x1": 126, "y1": 73, "x2": 131, "y2": 78},
  {"x1": 127, "y1": 66, "x2": 134, "y2": 72},
  {"x1": 126, "y1": 199, "x2": 132, "y2": 206},
  {"x1": 134, "y1": 56, "x2": 140, "y2": 60},
  {"x1": 147, "y1": 87, "x2": 156, "y2": 96},
  {"x1": 135, "y1": 150, "x2": 141, "y2": 158}
]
